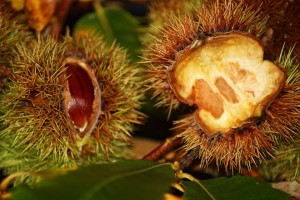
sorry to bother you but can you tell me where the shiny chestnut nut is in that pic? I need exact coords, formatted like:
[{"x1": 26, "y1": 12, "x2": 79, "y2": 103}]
[{"x1": 62, "y1": 57, "x2": 102, "y2": 139}]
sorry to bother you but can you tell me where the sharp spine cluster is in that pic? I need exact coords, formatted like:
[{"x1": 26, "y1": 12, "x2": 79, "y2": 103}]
[
  {"x1": 144, "y1": 0, "x2": 300, "y2": 172},
  {"x1": 0, "y1": 3, "x2": 144, "y2": 185}
]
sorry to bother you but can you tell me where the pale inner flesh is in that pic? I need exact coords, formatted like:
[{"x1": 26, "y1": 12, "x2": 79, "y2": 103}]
[{"x1": 168, "y1": 32, "x2": 285, "y2": 137}]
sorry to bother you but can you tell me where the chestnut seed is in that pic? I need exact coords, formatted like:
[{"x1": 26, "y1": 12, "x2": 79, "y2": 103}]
[
  {"x1": 168, "y1": 31, "x2": 286, "y2": 137},
  {"x1": 62, "y1": 57, "x2": 102, "y2": 139}
]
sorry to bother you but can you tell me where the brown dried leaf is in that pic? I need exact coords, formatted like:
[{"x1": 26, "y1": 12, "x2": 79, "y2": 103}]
[
  {"x1": 25, "y1": 0, "x2": 56, "y2": 32},
  {"x1": 273, "y1": 181, "x2": 300, "y2": 199},
  {"x1": 130, "y1": 137, "x2": 161, "y2": 159},
  {"x1": 10, "y1": 0, "x2": 24, "y2": 10}
]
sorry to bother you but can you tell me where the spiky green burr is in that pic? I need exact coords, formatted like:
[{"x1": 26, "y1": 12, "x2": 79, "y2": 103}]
[
  {"x1": 260, "y1": 49, "x2": 300, "y2": 182},
  {"x1": 0, "y1": 33, "x2": 144, "y2": 185},
  {"x1": 0, "y1": 2, "x2": 30, "y2": 92},
  {"x1": 144, "y1": 0, "x2": 300, "y2": 172}
]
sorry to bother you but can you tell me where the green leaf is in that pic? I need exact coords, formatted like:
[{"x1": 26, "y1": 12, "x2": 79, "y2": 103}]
[
  {"x1": 11, "y1": 160, "x2": 175, "y2": 200},
  {"x1": 74, "y1": 7, "x2": 141, "y2": 60},
  {"x1": 182, "y1": 176, "x2": 290, "y2": 200}
]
